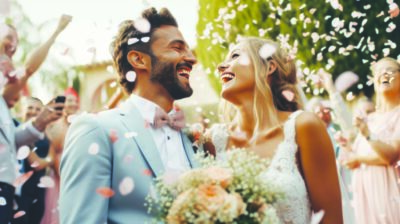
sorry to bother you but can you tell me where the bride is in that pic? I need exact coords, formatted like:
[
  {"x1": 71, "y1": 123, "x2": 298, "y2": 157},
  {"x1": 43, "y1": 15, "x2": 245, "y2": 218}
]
[{"x1": 204, "y1": 37, "x2": 343, "y2": 223}]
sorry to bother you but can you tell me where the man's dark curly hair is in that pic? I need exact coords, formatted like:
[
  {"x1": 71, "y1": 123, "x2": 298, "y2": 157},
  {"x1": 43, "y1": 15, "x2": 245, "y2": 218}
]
[{"x1": 110, "y1": 7, "x2": 178, "y2": 94}]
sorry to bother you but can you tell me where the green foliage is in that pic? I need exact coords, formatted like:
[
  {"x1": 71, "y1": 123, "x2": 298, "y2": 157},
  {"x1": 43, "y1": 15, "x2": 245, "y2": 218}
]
[{"x1": 196, "y1": 0, "x2": 400, "y2": 97}]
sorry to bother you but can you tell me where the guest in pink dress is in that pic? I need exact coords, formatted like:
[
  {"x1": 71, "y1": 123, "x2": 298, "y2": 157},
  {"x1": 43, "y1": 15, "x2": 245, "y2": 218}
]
[{"x1": 344, "y1": 57, "x2": 400, "y2": 224}]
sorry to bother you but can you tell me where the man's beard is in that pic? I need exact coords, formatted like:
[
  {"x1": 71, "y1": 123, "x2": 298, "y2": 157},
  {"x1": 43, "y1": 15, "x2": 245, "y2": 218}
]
[{"x1": 150, "y1": 55, "x2": 193, "y2": 100}]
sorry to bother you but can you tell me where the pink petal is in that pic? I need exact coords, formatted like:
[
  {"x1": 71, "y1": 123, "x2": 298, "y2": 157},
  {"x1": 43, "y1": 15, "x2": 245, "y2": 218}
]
[
  {"x1": 13, "y1": 210, "x2": 26, "y2": 219},
  {"x1": 96, "y1": 187, "x2": 115, "y2": 198},
  {"x1": 282, "y1": 90, "x2": 295, "y2": 102},
  {"x1": 109, "y1": 129, "x2": 119, "y2": 143},
  {"x1": 143, "y1": 169, "x2": 152, "y2": 176}
]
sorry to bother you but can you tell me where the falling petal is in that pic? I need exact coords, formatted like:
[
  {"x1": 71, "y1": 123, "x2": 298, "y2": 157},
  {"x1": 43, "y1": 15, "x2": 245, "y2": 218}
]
[
  {"x1": 38, "y1": 176, "x2": 55, "y2": 188},
  {"x1": 259, "y1": 43, "x2": 277, "y2": 59},
  {"x1": 134, "y1": 18, "x2": 151, "y2": 33},
  {"x1": 310, "y1": 210, "x2": 325, "y2": 224},
  {"x1": 0, "y1": 196, "x2": 6, "y2": 206},
  {"x1": 13, "y1": 211, "x2": 26, "y2": 219},
  {"x1": 119, "y1": 177, "x2": 135, "y2": 196},
  {"x1": 282, "y1": 90, "x2": 295, "y2": 102},
  {"x1": 96, "y1": 187, "x2": 115, "y2": 198},
  {"x1": 126, "y1": 71, "x2": 137, "y2": 82},
  {"x1": 143, "y1": 169, "x2": 152, "y2": 176},
  {"x1": 16, "y1": 146, "x2": 30, "y2": 160},
  {"x1": 124, "y1": 132, "x2": 138, "y2": 138},
  {"x1": 328, "y1": 46, "x2": 336, "y2": 52},
  {"x1": 88, "y1": 143, "x2": 100, "y2": 155},
  {"x1": 127, "y1": 38, "x2": 139, "y2": 45},
  {"x1": 109, "y1": 129, "x2": 118, "y2": 143},
  {"x1": 141, "y1": 36, "x2": 150, "y2": 43}
]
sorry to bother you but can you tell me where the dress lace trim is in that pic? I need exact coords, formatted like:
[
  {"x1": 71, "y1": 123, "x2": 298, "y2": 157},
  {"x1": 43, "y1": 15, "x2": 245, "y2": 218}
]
[{"x1": 210, "y1": 111, "x2": 312, "y2": 224}]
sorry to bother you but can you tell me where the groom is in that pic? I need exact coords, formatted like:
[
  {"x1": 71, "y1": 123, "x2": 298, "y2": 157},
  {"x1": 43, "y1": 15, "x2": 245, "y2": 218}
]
[{"x1": 59, "y1": 7, "x2": 199, "y2": 224}]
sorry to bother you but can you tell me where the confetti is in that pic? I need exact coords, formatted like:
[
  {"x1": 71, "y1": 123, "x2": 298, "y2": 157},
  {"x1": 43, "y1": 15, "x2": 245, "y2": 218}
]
[
  {"x1": 38, "y1": 176, "x2": 55, "y2": 188},
  {"x1": 143, "y1": 169, "x2": 152, "y2": 176},
  {"x1": 310, "y1": 210, "x2": 325, "y2": 224},
  {"x1": 96, "y1": 187, "x2": 115, "y2": 198},
  {"x1": 126, "y1": 71, "x2": 137, "y2": 82},
  {"x1": 335, "y1": 71, "x2": 359, "y2": 92},
  {"x1": 119, "y1": 177, "x2": 135, "y2": 196},
  {"x1": 16, "y1": 146, "x2": 30, "y2": 160},
  {"x1": 13, "y1": 211, "x2": 26, "y2": 219},
  {"x1": 109, "y1": 129, "x2": 118, "y2": 143},
  {"x1": 0, "y1": 197, "x2": 6, "y2": 206},
  {"x1": 282, "y1": 90, "x2": 295, "y2": 102},
  {"x1": 134, "y1": 18, "x2": 151, "y2": 33},
  {"x1": 258, "y1": 43, "x2": 277, "y2": 59},
  {"x1": 88, "y1": 143, "x2": 100, "y2": 155}
]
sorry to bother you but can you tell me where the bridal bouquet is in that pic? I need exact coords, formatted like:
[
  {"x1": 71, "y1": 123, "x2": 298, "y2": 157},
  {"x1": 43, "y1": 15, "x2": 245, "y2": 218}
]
[{"x1": 146, "y1": 149, "x2": 283, "y2": 223}]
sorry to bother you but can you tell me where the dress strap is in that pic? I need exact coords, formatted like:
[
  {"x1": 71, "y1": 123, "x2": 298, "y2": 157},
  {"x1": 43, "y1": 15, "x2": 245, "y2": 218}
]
[{"x1": 283, "y1": 110, "x2": 304, "y2": 145}]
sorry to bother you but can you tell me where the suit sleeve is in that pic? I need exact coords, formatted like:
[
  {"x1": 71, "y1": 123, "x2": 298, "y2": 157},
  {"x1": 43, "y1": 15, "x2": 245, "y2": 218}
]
[
  {"x1": 15, "y1": 121, "x2": 44, "y2": 148},
  {"x1": 59, "y1": 114, "x2": 113, "y2": 224}
]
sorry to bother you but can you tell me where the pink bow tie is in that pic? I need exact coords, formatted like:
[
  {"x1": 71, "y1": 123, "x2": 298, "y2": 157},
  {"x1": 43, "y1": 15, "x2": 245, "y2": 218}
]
[{"x1": 153, "y1": 107, "x2": 186, "y2": 131}]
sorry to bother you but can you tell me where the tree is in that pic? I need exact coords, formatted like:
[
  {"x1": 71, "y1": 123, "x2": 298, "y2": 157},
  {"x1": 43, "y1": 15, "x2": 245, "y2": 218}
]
[{"x1": 196, "y1": 0, "x2": 400, "y2": 98}]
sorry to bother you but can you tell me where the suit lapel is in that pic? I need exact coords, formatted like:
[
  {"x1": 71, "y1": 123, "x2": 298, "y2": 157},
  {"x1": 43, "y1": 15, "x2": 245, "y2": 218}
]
[
  {"x1": 118, "y1": 101, "x2": 165, "y2": 177},
  {"x1": 181, "y1": 133, "x2": 200, "y2": 168}
]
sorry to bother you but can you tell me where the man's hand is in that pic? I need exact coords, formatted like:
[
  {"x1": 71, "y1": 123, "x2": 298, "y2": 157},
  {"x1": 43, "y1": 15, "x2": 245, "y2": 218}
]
[
  {"x1": 353, "y1": 116, "x2": 370, "y2": 138},
  {"x1": 343, "y1": 155, "x2": 361, "y2": 170},
  {"x1": 32, "y1": 100, "x2": 64, "y2": 132},
  {"x1": 317, "y1": 69, "x2": 335, "y2": 93}
]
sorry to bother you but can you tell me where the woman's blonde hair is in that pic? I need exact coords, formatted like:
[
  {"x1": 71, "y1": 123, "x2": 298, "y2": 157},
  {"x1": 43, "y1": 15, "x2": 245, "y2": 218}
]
[
  {"x1": 371, "y1": 57, "x2": 400, "y2": 109},
  {"x1": 221, "y1": 37, "x2": 302, "y2": 138}
]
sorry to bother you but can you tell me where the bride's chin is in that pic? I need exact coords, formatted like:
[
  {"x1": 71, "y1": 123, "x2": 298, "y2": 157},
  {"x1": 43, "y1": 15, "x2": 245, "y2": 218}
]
[{"x1": 221, "y1": 89, "x2": 237, "y2": 102}]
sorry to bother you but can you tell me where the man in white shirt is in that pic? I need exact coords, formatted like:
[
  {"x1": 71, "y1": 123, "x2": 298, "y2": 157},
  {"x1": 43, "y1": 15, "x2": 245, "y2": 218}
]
[{"x1": 60, "y1": 7, "x2": 200, "y2": 224}]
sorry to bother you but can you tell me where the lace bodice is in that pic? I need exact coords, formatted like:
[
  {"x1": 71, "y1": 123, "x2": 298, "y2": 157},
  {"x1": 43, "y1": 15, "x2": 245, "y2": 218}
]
[{"x1": 210, "y1": 111, "x2": 312, "y2": 224}]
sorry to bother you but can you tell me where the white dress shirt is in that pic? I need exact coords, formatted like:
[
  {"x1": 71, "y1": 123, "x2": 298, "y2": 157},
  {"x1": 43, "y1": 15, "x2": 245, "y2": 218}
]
[{"x1": 129, "y1": 94, "x2": 190, "y2": 172}]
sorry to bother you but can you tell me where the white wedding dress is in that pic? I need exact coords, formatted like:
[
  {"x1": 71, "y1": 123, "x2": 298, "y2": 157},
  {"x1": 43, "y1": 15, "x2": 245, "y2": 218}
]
[{"x1": 210, "y1": 111, "x2": 312, "y2": 224}]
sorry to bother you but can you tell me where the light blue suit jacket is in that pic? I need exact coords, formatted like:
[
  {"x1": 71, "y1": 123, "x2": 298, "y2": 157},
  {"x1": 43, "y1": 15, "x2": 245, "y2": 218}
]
[{"x1": 59, "y1": 100, "x2": 200, "y2": 224}]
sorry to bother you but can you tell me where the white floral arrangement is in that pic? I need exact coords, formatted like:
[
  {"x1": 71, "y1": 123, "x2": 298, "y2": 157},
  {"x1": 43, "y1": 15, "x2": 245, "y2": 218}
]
[{"x1": 146, "y1": 149, "x2": 283, "y2": 223}]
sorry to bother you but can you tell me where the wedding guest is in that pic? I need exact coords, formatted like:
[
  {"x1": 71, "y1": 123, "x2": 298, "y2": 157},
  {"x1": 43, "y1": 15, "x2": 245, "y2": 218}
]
[{"x1": 344, "y1": 57, "x2": 400, "y2": 224}]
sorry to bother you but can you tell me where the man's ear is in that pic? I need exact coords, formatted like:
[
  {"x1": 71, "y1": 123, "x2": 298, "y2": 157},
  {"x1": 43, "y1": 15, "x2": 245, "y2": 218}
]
[
  {"x1": 127, "y1": 50, "x2": 150, "y2": 70},
  {"x1": 267, "y1": 60, "x2": 278, "y2": 77}
]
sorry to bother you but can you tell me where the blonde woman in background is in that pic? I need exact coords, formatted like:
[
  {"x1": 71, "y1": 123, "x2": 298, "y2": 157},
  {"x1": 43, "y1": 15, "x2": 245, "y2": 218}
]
[{"x1": 344, "y1": 57, "x2": 400, "y2": 224}]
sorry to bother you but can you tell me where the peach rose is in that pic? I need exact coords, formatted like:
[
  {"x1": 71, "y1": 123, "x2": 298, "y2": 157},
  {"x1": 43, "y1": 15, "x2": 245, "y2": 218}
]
[
  {"x1": 217, "y1": 192, "x2": 246, "y2": 221},
  {"x1": 203, "y1": 166, "x2": 233, "y2": 188},
  {"x1": 167, "y1": 189, "x2": 194, "y2": 224}
]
